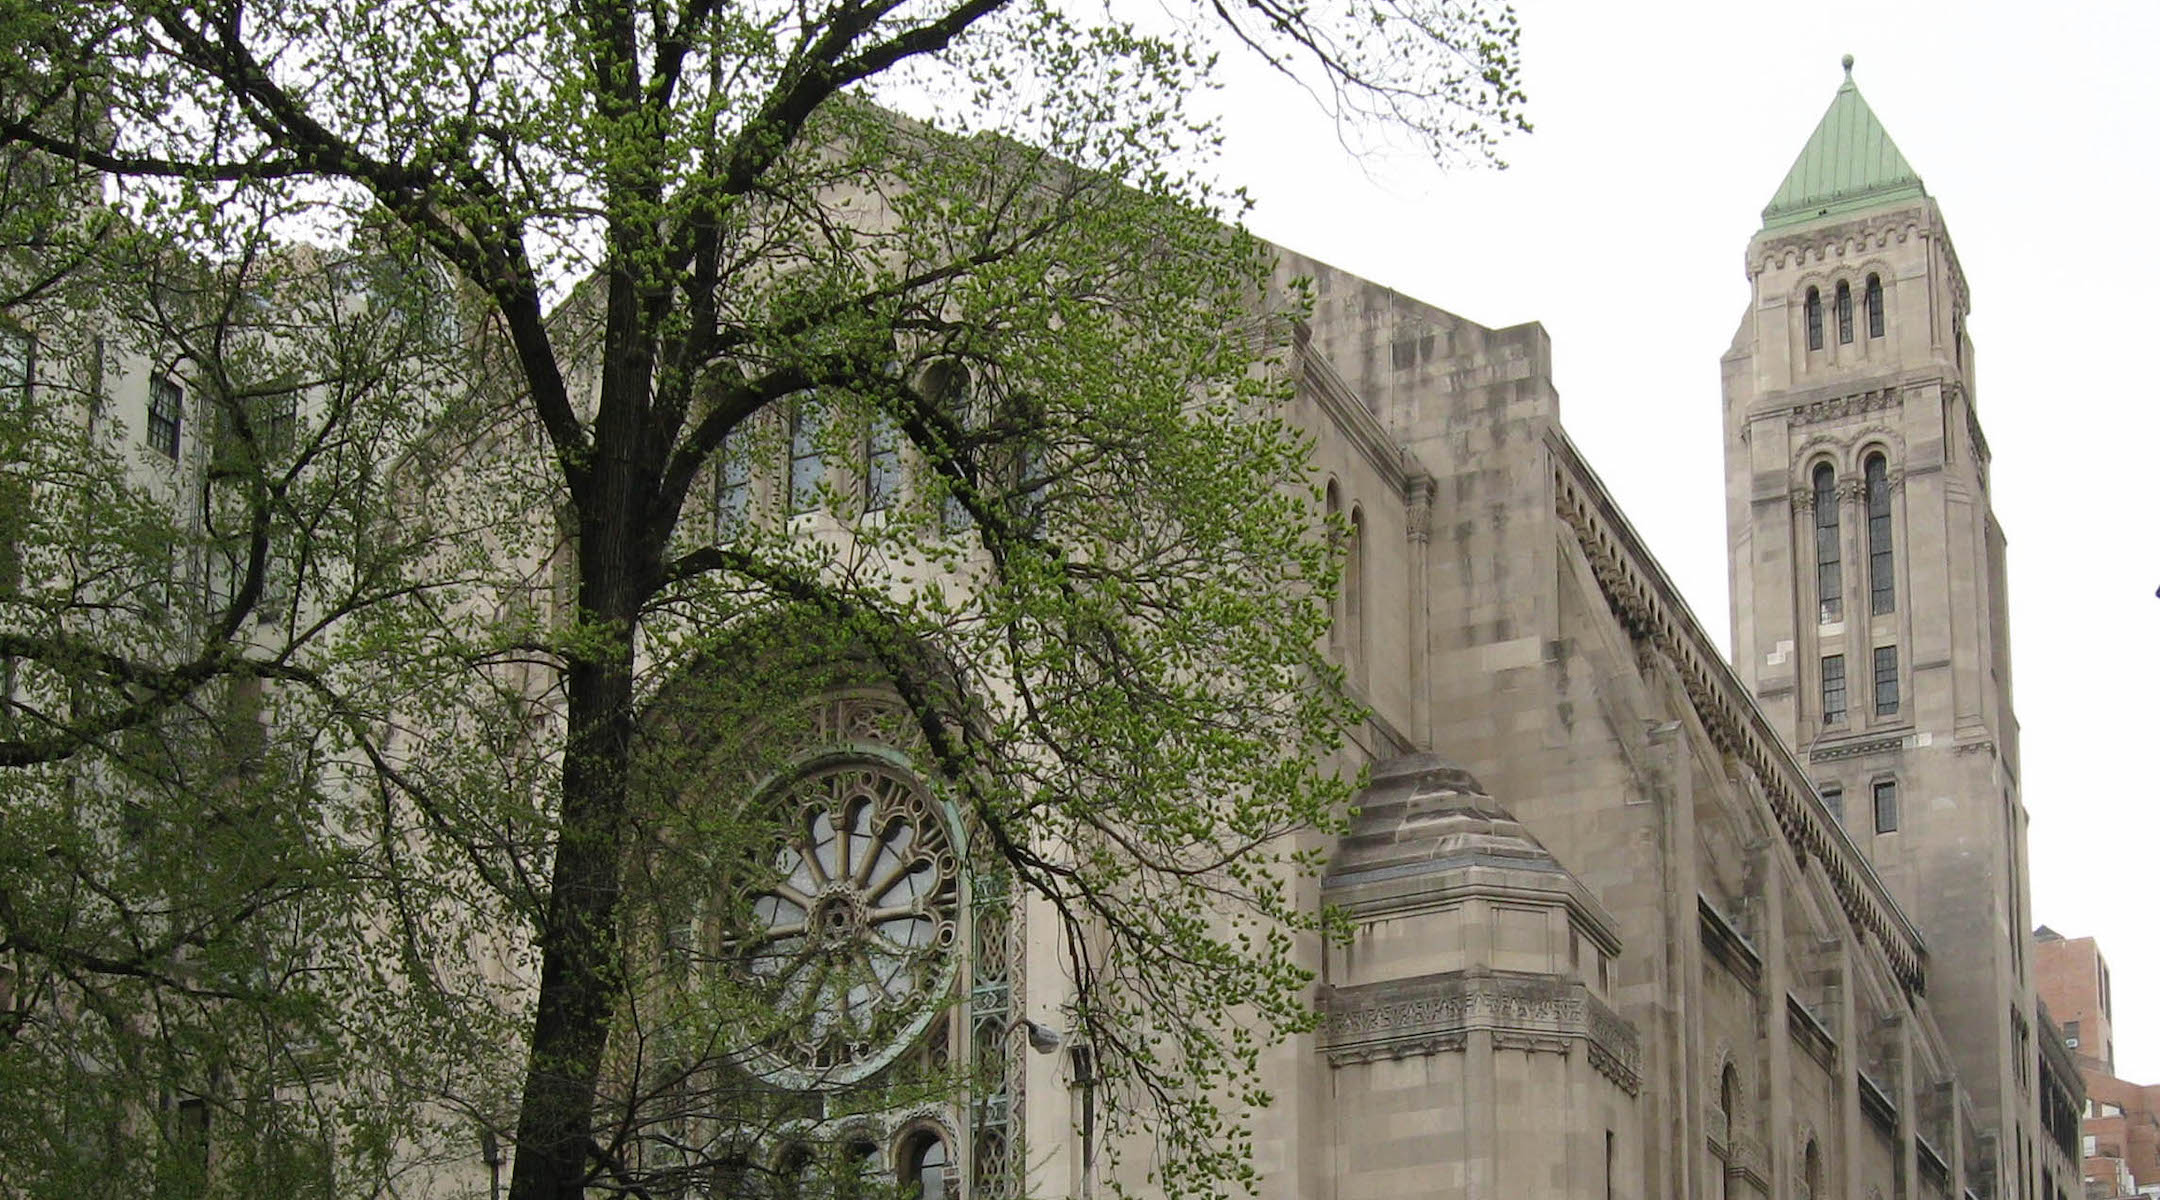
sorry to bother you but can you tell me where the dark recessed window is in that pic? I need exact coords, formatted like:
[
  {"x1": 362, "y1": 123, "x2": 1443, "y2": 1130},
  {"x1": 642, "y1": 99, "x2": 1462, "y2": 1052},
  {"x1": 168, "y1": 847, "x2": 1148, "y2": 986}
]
[
  {"x1": 1873, "y1": 778, "x2": 1899, "y2": 833},
  {"x1": 1822, "y1": 654, "x2": 1847, "y2": 725},
  {"x1": 901, "y1": 1131, "x2": 950, "y2": 1200},
  {"x1": 1820, "y1": 784, "x2": 1843, "y2": 822},
  {"x1": 1866, "y1": 454, "x2": 1894, "y2": 614},
  {"x1": 1805, "y1": 288, "x2": 1824, "y2": 351},
  {"x1": 1874, "y1": 645, "x2": 1899, "y2": 717},
  {"x1": 1836, "y1": 280, "x2": 1854, "y2": 344},
  {"x1": 1813, "y1": 463, "x2": 1841, "y2": 622},
  {"x1": 1866, "y1": 274, "x2": 1885, "y2": 338},
  {"x1": 149, "y1": 376, "x2": 184, "y2": 460}
]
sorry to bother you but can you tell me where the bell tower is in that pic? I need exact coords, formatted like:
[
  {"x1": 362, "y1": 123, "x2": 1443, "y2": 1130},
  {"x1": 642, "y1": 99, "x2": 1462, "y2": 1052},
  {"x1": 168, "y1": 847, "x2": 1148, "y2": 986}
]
[{"x1": 1721, "y1": 58, "x2": 2037, "y2": 1197}]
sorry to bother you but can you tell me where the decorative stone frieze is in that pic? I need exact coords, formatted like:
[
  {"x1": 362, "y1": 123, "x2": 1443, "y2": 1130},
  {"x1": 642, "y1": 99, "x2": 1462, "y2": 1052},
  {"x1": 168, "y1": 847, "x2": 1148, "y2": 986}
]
[
  {"x1": 1318, "y1": 970, "x2": 1642, "y2": 1094},
  {"x1": 1789, "y1": 387, "x2": 1901, "y2": 428}
]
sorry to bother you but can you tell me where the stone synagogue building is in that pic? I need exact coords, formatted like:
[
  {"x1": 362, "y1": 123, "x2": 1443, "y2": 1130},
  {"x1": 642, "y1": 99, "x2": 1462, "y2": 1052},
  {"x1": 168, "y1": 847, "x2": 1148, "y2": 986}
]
[
  {"x1": 1151, "y1": 64, "x2": 2083, "y2": 1200},
  {"x1": 0, "y1": 63, "x2": 2081, "y2": 1200}
]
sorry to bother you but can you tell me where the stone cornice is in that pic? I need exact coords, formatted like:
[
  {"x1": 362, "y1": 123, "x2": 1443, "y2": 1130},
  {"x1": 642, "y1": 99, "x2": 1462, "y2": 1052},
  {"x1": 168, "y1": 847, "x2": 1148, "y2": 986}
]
[
  {"x1": 1545, "y1": 427, "x2": 1927, "y2": 995},
  {"x1": 1293, "y1": 324, "x2": 1413, "y2": 503},
  {"x1": 1859, "y1": 1070, "x2": 1898, "y2": 1138},
  {"x1": 1787, "y1": 992, "x2": 1839, "y2": 1072},
  {"x1": 1807, "y1": 733, "x2": 1910, "y2": 763},
  {"x1": 1317, "y1": 969, "x2": 1641, "y2": 1095},
  {"x1": 1699, "y1": 894, "x2": 1763, "y2": 987}
]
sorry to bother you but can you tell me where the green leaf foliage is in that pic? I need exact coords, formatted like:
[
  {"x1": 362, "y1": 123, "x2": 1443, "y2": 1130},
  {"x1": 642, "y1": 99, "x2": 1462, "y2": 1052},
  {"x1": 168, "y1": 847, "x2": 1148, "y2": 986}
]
[{"x1": 0, "y1": 0, "x2": 1521, "y2": 1196}]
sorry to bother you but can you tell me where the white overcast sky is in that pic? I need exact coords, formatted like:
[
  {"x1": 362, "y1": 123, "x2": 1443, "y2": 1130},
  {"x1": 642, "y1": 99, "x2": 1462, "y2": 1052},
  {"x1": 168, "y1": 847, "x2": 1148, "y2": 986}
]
[{"x1": 1196, "y1": 0, "x2": 2160, "y2": 1079}]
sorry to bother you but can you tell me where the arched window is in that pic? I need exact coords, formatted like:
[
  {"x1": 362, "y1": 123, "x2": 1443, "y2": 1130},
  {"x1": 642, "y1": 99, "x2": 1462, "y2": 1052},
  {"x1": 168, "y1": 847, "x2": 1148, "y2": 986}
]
[
  {"x1": 1812, "y1": 463, "x2": 1841, "y2": 623},
  {"x1": 900, "y1": 1131, "x2": 950, "y2": 1200},
  {"x1": 836, "y1": 1138, "x2": 880, "y2": 1200},
  {"x1": 1836, "y1": 280, "x2": 1854, "y2": 344},
  {"x1": 1719, "y1": 1064, "x2": 1740, "y2": 1200},
  {"x1": 1346, "y1": 505, "x2": 1366, "y2": 684},
  {"x1": 1324, "y1": 482, "x2": 1343, "y2": 655},
  {"x1": 1802, "y1": 1137, "x2": 1823, "y2": 1200},
  {"x1": 1805, "y1": 288, "x2": 1824, "y2": 351},
  {"x1": 1865, "y1": 274, "x2": 1884, "y2": 338},
  {"x1": 1864, "y1": 453, "x2": 1893, "y2": 614}
]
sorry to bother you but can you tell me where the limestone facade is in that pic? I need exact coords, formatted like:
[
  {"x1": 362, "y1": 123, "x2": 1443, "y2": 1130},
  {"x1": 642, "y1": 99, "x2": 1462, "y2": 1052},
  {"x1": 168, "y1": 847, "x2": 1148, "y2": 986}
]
[{"x1": 1024, "y1": 66, "x2": 2081, "y2": 1200}]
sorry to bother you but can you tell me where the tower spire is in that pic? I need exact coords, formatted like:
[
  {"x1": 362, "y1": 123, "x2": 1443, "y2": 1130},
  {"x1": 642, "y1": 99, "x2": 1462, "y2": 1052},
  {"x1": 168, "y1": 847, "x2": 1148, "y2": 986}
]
[{"x1": 1761, "y1": 59, "x2": 1925, "y2": 229}]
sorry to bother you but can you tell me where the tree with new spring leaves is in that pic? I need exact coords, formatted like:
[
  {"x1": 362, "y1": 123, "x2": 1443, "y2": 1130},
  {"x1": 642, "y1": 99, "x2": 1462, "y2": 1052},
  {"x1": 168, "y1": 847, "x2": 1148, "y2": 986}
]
[{"x1": 0, "y1": 0, "x2": 1524, "y2": 1196}]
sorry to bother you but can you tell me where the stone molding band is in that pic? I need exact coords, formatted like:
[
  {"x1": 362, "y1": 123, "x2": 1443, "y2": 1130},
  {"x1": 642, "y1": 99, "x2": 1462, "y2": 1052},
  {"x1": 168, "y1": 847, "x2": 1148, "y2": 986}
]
[{"x1": 1317, "y1": 970, "x2": 1642, "y2": 1095}]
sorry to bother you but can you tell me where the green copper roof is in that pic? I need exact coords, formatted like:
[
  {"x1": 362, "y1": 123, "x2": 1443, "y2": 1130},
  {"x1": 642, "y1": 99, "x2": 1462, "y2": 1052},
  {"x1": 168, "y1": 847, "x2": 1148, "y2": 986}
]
[{"x1": 1762, "y1": 58, "x2": 1927, "y2": 230}]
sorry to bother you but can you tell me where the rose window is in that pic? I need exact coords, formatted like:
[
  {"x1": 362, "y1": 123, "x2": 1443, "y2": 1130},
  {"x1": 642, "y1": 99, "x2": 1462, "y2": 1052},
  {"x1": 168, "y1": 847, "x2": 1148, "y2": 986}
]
[{"x1": 735, "y1": 757, "x2": 960, "y2": 1087}]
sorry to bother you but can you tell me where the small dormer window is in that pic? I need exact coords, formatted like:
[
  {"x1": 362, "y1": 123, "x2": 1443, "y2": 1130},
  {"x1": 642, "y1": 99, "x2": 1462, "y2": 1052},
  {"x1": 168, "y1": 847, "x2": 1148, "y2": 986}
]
[
  {"x1": 1805, "y1": 288, "x2": 1824, "y2": 351},
  {"x1": 1836, "y1": 281, "x2": 1854, "y2": 344},
  {"x1": 1865, "y1": 274, "x2": 1885, "y2": 338}
]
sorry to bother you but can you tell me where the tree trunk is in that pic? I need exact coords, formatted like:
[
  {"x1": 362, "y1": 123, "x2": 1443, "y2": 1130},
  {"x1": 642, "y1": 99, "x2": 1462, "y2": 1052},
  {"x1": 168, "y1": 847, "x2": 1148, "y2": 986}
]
[{"x1": 506, "y1": 457, "x2": 650, "y2": 1200}]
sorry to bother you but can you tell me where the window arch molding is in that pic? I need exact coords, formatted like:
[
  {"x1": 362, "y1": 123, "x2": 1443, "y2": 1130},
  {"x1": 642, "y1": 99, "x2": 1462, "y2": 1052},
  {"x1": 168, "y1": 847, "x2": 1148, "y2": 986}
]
[
  {"x1": 1708, "y1": 1049, "x2": 1747, "y2": 1143},
  {"x1": 892, "y1": 1120, "x2": 957, "y2": 1200}
]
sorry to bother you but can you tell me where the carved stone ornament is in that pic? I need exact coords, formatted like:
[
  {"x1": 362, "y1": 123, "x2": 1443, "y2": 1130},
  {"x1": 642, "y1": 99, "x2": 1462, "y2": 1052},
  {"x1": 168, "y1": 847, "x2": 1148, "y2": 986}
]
[
  {"x1": 731, "y1": 754, "x2": 961, "y2": 1089},
  {"x1": 1318, "y1": 970, "x2": 1642, "y2": 1094}
]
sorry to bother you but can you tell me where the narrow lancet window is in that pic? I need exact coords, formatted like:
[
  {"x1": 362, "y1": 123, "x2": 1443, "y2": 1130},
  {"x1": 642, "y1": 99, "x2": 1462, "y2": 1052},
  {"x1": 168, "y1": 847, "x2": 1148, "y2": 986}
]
[
  {"x1": 1836, "y1": 280, "x2": 1854, "y2": 344},
  {"x1": 1813, "y1": 464, "x2": 1841, "y2": 622},
  {"x1": 1866, "y1": 453, "x2": 1893, "y2": 614},
  {"x1": 1805, "y1": 287, "x2": 1824, "y2": 351},
  {"x1": 1866, "y1": 274, "x2": 1885, "y2": 338}
]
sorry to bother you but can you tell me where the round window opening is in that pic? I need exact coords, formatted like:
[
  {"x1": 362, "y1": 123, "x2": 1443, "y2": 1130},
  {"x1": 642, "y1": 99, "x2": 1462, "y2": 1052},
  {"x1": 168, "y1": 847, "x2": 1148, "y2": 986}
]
[{"x1": 733, "y1": 755, "x2": 961, "y2": 1088}]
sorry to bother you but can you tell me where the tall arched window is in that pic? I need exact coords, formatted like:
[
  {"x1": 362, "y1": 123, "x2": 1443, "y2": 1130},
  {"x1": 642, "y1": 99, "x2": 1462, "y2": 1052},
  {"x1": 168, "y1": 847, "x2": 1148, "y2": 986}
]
[
  {"x1": 1865, "y1": 274, "x2": 1884, "y2": 338},
  {"x1": 1865, "y1": 453, "x2": 1893, "y2": 614},
  {"x1": 1805, "y1": 288, "x2": 1824, "y2": 351},
  {"x1": 1346, "y1": 505, "x2": 1366, "y2": 684},
  {"x1": 1719, "y1": 1064, "x2": 1740, "y2": 1200},
  {"x1": 900, "y1": 1131, "x2": 950, "y2": 1200},
  {"x1": 1802, "y1": 1137, "x2": 1823, "y2": 1200},
  {"x1": 1324, "y1": 482, "x2": 1344, "y2": 655},
  {"x1": 1812, "y1": 463, "x2": 1841, "y2": 623},
  {"x1": 1836, "y1": 280, "x2": 1854, "y2": 344}
]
